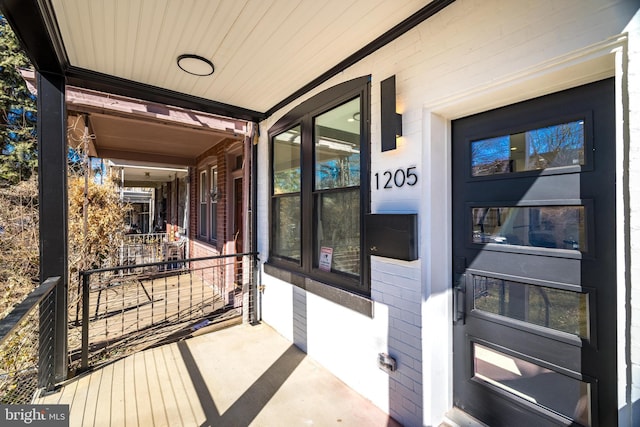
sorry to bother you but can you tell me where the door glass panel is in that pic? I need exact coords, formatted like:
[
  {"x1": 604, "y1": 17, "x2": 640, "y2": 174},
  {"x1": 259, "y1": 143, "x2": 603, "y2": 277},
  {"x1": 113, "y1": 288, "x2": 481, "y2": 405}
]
[
  {"x1": 474, "y1": 343, "x2": 592, "y2": 426},
  {"x1": 471, "y1": 120, "x2": 585, "y2": 176},
  {"x1": 472, "y1": 206, "x2": 587, "y2": 251},
  {"x1": 272, "y1": 195, "x2": 301, "y2": 261},
  {"x1": 273, "y1": 126, "x2": 301, "y2": 194},
  {"x1": 473, "y1": 275, "x2": 589, "y2": 338},
  {"x1": 315, "y1": 189, "x2": 360, "y2": 276},
  {"x1": 314, "y1": 97, "x2": 361, "y2": 190}
]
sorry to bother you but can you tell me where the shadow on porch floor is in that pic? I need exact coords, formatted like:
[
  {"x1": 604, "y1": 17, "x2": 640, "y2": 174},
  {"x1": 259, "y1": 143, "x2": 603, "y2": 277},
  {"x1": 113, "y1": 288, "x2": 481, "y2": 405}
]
[{"x1": 36, "y1": 322, "x2": 400, "y2": 427}]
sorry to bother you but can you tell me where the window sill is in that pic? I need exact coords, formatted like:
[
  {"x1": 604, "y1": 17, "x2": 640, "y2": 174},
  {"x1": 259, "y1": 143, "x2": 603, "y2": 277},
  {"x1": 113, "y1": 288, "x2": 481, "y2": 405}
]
[
  {"x1": 193, "y1": 238, "x2": 219, "y2": 251},
  {"x1": 264, "y1": 263, "x2": 373, "y2": 318}
]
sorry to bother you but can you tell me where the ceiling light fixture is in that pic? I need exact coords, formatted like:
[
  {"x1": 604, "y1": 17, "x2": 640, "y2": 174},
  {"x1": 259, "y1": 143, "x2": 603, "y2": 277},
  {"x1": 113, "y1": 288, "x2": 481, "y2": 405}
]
[{"x1": 177, "y1": 54, "x2": 214, "y2": 76}]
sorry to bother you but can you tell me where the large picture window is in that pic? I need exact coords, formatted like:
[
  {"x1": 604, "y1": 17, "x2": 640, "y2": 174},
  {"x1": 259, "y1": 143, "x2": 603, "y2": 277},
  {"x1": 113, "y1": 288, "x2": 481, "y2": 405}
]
[{"x1": 269, "y1": 77, "x2": 370, "y2": 295}]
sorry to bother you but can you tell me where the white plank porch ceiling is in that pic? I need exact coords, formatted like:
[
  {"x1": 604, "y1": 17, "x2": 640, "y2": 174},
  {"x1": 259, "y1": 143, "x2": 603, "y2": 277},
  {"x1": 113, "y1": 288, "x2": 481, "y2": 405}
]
[{"x1": 51, "y1": 0, "x2": 432, "y2": 113}]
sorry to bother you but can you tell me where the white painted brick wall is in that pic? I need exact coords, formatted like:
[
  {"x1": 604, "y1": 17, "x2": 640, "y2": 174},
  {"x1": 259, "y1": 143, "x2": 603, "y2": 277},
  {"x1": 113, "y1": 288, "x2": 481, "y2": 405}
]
[
  {"x1": 373, "y1": 258, "x2": 423, "y2": 426},
  {"x1": 258, "y1": 1, "x2": 640, "y2": 425}
]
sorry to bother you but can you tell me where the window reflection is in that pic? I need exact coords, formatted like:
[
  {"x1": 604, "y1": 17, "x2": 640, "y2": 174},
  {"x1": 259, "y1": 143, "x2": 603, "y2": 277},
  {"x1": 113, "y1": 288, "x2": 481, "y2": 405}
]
[
  {"x1": 273, "y1": 126, "x2": 301, "y2": 194},
  {"x1": 314, "y1": 98, "x2": 361, "y2": 190},
  {"x1": 273, "y1": 196, "x2": 300, "y2": 261},
  {"x1": 472, "y1": 206, "x2": 586, "y2": 251},
  {"x1": 312, "y1": 97, "x2": 361, "y2": 276},
  {"x1": 474, "y1": 343, "x2": 591, "y2": 426},
  {"x1": 315, "y1": 190, "x2": 360, "y2": 276},
  {"x1": 473, "y1": 275, "x2": 589, "y2": 338},
  {"x1": 471, "y1": 120, "x2": 585, "y2": 177}
]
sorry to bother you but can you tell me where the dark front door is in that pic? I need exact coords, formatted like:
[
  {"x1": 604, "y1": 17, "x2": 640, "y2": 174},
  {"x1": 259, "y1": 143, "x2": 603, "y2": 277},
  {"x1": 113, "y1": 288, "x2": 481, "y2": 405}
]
[{"x1": 452, "y1": 78, "x2": 616, "y2": 426}]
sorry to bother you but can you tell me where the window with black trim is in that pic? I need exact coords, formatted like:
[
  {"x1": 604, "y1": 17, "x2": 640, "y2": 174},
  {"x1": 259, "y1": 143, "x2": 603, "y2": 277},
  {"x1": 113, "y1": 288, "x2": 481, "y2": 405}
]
[{"x1": 269, "y1": 76, "x2": 370, "y2": 295}]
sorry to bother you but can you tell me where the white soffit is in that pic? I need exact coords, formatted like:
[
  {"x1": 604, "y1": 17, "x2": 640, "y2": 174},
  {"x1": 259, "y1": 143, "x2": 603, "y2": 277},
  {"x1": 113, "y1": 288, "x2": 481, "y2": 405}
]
[
  {"x1": 50, "y1": 0, "x2": 432, "y2": 113},
  {"x1": 108, "y1": 160, "x2": 189, "y2": 184}
]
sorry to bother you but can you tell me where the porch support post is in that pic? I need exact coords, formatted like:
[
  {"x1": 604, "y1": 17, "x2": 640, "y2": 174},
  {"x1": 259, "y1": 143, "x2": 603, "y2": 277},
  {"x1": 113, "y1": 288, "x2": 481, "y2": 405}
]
[
  {"x1": 37, "y1": 71, "x2": 68, "y2": 383},
  {"x1": 246, "y1": 125, "x2": 259, "y2": 324}
]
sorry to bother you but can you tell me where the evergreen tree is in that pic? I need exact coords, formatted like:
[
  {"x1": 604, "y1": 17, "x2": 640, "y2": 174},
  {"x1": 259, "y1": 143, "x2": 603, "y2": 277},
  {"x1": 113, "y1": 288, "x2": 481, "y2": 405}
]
[{"x1": 0, "y1": 15, "x2": 36, "y2": 186}]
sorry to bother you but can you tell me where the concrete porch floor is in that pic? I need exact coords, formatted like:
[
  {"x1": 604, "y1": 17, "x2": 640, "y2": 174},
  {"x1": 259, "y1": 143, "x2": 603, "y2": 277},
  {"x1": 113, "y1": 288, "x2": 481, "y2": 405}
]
[{"x1": 36, "y1": 322, "x2": 400, "y2": 426}]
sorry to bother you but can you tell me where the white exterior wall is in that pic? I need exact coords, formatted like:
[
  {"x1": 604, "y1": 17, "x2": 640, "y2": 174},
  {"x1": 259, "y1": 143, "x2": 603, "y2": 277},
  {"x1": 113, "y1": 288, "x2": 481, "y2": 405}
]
[
  {"x1": 257, "y1": 1, "x2": 639, "y2": 425},
  {"x1": 626, "y1": 2, "x2": 640, "y2": 423}
]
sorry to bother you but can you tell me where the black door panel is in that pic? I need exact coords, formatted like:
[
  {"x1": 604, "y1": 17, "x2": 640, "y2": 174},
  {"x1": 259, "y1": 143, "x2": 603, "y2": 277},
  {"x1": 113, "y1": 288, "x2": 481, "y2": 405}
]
[{"x1": 452, "y1": 78, "x2": 616, "y2": 426}]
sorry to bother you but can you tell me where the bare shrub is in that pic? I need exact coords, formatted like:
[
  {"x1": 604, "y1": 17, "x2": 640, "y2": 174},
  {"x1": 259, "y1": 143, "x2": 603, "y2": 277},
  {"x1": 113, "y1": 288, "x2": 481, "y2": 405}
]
[{"x1": 0, "y1": 177, "x2": 38, "y2": 319}]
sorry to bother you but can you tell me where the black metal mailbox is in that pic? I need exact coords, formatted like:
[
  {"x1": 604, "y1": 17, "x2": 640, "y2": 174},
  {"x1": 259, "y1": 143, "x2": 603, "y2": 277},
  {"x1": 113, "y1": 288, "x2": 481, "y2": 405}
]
[{"x1": 365, "y1": 213, "x2": 418, "y2": 261}]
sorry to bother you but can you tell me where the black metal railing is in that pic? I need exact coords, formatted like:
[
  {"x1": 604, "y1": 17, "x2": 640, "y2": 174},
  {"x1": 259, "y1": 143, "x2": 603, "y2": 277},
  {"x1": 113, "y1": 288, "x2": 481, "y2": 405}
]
[
  {"x1": 71, "y1": 252, "x2": 257, "y2": 372},
  {"x1": 0, "y1": 276, "x2": 59, "y2": 403}
]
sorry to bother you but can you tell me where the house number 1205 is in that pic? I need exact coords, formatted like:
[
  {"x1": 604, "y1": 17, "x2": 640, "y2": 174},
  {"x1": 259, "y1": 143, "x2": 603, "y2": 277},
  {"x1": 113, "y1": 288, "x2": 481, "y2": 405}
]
[{"x1": 374, "y1": 167, "x2": 418, "y2": 189}]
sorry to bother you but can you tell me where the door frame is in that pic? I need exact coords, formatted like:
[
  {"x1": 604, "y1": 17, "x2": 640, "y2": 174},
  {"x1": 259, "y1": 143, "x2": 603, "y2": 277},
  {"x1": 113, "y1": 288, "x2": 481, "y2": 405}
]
[{"x1": 419, "y1": 37, "x2": 628, "y2": 425}]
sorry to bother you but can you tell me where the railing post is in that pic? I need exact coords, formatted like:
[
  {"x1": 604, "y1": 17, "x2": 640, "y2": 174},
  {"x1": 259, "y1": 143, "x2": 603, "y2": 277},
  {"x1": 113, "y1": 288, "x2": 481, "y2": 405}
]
[
  {"x1": 81, "y1": 272, "x2": 90, "y2": 371},
  {"x1": 37, "y1": 277, "x2": 60, "y2": 393},
  {"x1": 248, "y1": 253, "x2": 259, "y2": 325}
]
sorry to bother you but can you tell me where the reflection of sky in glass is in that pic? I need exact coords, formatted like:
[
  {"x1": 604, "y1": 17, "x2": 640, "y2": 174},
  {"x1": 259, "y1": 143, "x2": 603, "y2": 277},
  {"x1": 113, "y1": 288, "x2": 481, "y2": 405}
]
[
  {"x1": 526, "y1": 121, "x2": 583, "y2": 156},
  {"x1": 471, "y1": 121, "x2": 584, "y2": 176},
  {"x1": 471, "y1": 136, "x2": 510, "y2": 167},
  {"x1": 315, "y1": 154, "x2": 360, "y2": 189}
]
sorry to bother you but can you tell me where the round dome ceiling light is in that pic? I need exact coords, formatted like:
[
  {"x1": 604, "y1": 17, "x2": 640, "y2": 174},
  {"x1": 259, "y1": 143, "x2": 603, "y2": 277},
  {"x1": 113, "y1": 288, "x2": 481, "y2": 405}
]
[{"x1": 177, "y1": 54, "x2": 214, "y2": 76}]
